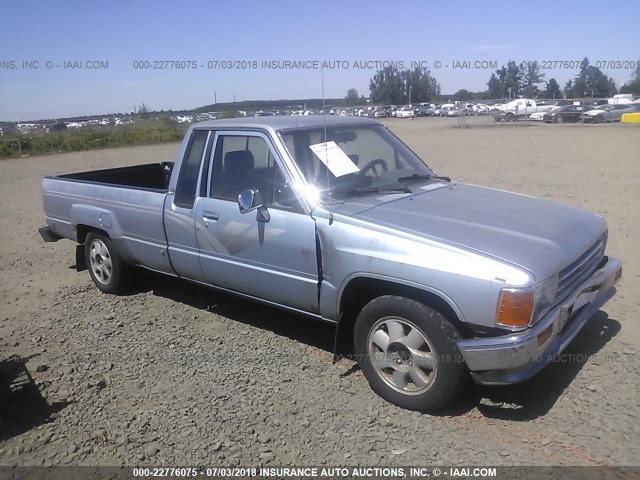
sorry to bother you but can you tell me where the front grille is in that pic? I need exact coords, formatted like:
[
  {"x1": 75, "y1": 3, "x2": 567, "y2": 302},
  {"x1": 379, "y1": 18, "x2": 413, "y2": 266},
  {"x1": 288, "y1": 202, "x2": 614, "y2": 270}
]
[{"x1": 555, "y1": 236, "x2": 605, "y2": 302}]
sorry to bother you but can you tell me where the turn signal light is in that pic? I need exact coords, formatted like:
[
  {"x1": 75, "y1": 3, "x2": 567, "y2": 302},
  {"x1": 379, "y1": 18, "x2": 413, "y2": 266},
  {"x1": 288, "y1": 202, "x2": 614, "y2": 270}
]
[
  {"x1": 496, "y1": 288, "x2": 534, "y2": 329},
  {"x1": 537, "y1": 325, "x2": 553, "y2": 347}
]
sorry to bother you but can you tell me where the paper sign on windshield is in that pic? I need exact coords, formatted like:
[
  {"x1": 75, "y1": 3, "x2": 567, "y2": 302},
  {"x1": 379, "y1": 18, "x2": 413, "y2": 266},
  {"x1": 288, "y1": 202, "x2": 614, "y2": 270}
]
[{"x1": 309, "y1": 141, "x2": 360, "y2": 177}]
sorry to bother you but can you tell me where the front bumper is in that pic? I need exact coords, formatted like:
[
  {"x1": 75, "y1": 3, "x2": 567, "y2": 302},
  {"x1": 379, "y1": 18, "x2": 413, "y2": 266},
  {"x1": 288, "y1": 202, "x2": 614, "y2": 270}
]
[{"x1": 457, "y1": 256, "x2": 622, "y2": 385}]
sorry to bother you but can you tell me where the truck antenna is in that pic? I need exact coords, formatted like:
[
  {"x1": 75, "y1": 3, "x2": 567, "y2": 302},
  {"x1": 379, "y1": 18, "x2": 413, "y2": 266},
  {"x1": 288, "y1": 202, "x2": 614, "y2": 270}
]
[
  {"x1": 321, "y1": 67, "x2": 330, "y2": 197},
  {"x1": 320, "y1": 67, "x2": 333, "y2": 223}
]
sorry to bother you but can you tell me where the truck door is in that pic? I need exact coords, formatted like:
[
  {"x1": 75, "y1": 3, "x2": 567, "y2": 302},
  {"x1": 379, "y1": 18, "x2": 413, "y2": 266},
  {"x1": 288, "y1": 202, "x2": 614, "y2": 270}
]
[
  {"x1": 193, "y1": 131, "x2": 319, "y2": 314},
  {"x1": 163, "y1": 129, "x2": 213, "y2": 283}
]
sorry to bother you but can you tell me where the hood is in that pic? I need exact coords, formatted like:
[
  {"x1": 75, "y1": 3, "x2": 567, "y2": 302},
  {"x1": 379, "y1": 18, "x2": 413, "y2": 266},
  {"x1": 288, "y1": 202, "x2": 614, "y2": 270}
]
[{"x1": 350, "y1": 183, "x2": 606, "y2": 282}]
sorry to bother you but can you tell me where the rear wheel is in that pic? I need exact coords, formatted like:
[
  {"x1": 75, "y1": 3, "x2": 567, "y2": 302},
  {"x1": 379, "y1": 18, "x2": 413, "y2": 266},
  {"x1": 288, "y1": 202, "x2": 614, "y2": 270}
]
[
  {"x1": 354, "y1": 296, "x2": 466, "y2": 412},
  {"x1": 85, "y1": 232, "x2": 130, "y2": 294}
]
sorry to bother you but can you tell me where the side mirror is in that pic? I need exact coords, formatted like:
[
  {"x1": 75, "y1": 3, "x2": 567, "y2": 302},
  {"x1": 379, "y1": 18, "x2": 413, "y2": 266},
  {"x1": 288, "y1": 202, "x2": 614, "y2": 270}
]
[
  {"x1": 238, "y1": 189, "x2": 263, "y2": 214},
  {"x1": 238, "y1": 189, "x2": 270, "y2": 222}
]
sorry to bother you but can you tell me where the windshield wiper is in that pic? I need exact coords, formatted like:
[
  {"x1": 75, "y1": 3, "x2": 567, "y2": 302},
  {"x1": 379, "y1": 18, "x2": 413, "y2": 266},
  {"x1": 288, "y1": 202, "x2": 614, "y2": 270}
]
[
  {"x1": 338, "y1": 184, "x2": 412, "y2": 197},
  {"x1": 397, "y1": 173, "x2": 451, "y2": 183}
]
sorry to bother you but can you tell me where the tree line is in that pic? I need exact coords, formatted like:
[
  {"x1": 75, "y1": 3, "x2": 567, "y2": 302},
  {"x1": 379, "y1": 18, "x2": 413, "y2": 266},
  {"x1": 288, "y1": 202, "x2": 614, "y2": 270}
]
[{"x1": 355, "y1": 57, "x2": 637, "y2": 104}]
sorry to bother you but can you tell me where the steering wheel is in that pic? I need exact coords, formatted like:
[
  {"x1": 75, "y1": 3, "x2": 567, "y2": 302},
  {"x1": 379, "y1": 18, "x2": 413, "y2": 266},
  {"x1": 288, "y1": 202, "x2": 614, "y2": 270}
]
[{"x1": 359, "y1": 159, "x2": 388, "y2": 177}]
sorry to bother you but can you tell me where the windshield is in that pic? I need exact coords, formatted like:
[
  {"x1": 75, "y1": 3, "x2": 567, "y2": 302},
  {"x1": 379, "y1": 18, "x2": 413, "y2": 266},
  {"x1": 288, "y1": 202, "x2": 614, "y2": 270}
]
[{"x1": 279, "y1": 124, "x2": 434, "y2": 201}]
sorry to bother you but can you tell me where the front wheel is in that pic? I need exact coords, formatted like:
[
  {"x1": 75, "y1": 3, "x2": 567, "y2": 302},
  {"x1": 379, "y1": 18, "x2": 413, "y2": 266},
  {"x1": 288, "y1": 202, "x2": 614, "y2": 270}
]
[
  {"x1": 85, "y1": 232, "x2": 130, "y2": 294},
  {"x1": 354, "y1": 296, "x2": 467, "y2": 412}
]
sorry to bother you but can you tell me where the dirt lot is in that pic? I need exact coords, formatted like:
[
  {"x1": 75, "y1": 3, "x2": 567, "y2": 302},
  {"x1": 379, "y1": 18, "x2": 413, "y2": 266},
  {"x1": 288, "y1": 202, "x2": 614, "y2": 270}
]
[{"x1": 0, "y1": 119, "x2": 638, "y2": 467}]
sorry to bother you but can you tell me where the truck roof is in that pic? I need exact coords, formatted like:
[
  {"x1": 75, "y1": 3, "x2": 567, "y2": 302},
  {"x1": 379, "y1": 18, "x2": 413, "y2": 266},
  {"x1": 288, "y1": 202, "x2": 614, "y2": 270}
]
[{"x1": 191, "y1": 115, "x2": 380, "y2": 132}]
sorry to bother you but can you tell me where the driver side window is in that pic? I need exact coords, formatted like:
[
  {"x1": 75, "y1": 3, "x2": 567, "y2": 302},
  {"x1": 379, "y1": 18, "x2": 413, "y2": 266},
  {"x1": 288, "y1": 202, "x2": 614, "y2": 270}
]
[{"x1": 210, "y1": 134, "x2": 301, "y2": 212}]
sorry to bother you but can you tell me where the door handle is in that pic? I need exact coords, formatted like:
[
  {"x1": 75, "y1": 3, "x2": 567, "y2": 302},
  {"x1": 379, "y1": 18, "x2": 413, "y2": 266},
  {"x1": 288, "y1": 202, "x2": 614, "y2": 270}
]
[{"x1": 202, "y1": 211, "x2": 219, "y2": 221}]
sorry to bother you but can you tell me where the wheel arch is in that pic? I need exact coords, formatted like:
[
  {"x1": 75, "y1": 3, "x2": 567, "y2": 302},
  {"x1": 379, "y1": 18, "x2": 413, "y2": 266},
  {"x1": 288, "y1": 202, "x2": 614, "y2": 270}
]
[
  {"x1": 334, "y1": 275, "x2": 472, "y2": 358},
  {"x1": 76, "y1": 224, "x2": 110, "y2": 244}
]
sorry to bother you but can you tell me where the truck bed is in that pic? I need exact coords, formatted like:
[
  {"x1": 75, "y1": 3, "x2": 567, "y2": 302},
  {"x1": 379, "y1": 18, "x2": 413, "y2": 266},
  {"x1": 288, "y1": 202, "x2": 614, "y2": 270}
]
[
  {"x1": 55, "y1": 162, "x2": 173, "y2": 191},
  {"x1": 42, "y1": 162, "x2": 175, "y2": 275}
]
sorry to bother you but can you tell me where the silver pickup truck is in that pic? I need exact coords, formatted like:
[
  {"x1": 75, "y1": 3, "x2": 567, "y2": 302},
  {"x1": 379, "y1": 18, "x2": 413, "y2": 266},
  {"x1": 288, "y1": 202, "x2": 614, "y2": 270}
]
[{"x1": 39, "y1": 116, "x2": 622, "y2": 411}]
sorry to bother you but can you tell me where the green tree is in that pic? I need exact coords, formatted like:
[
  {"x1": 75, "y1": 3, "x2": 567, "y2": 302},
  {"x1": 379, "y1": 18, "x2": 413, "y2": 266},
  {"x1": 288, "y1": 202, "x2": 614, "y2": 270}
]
[
  {"x1": 369, "y1": 66, "x2": 439, "y2": 104},
  {"x1": 369, "y1": 66, "x2": 405, "y2": 104},
  {"x1": 452, "y1": 89, "x2": 473, "y2": 101},
  {"x1": 544, "y1": 78, "x2": 562, "y2": 99},
  {"x1": 521, "y1": 62, "x2": 545, "y2": 97},
  {"x1": 620, "y1": 65, "x2": 640, "y2": 95},
  {"x1": 503, "y1": 61, "x2": 521, "y2": 98},
  {"x1": 564, "y1": 80, "x2": 574, "y2": 97},
  {"x1": 137, "y1": 103, "x2": 149, "y2": 115},
  {"x1": 487, "y1": 73, "x2": 503, "y2": 98},
  {"x1": 135, "y1": 103, "x2": 151, "y2": 121},
  {"x1": 404, "y1": 67, "x2": 440, "y2": 103},
  {"x1": 344, "y1": 88, "x2": 360, "y2": 106},
  {"x1": 486, "y1": 61, "x2": 522, "y2": 99},
  {"x1": 566, "y1": 57, "x2": 616, "y2": 98}
]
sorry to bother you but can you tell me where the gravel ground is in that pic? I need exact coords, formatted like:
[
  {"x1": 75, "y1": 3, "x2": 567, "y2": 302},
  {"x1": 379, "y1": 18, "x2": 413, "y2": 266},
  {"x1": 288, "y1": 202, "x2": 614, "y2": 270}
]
[{"x1": 1, "y1": 120, "x2": 638, "y2": 467}]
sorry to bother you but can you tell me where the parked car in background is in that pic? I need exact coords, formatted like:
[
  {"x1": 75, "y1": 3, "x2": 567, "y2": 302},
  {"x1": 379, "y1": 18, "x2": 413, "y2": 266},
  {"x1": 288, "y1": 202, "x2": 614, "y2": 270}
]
[
  {"x1": 431, "y1": 105, "x2": 442, "y2": 116},
  {"x1": 459, "y1": 105, "x2": 477, "y2": 116},
  {"x1": 384, "y1": 106, "x2": 397, "y2": 117},
  {"x1": 439, "y1": 104, "x2": 456, "y2": 117},
  {"x1": 493, "y1": 98, "x2": 554, "y2": 121},
  {"x1": 396, "y1": 106, "x2": 416, "y2": 118},
  {"x1": 582, "y1": 104, "x2": 637, "y2": 123},
  {"x1": 530, "y1": 107, "x2": 560, "y2": 121},
  {"x1": 543, "y1": 105, "x2": 585, "y2": 123},
  {"x1": 608, "y1": 94, "x2": 634, "y2": 105},
  {"x1": 415, "y1": 106, "x2": 430, "y2": 117},
  {"x1": 473, "y1": 104, "x2": 491, "y2": 115},
  {"x1": 372, "y1": 107, "x2": 387, "y2": 119},
  {"x1": 441, "y1": 106, "x2": 459, "y2": 117}
]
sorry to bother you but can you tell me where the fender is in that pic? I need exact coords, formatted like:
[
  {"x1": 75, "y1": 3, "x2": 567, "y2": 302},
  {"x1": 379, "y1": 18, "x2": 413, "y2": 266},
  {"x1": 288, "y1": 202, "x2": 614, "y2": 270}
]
[{"x1": 70, "y1": 204, "x2": 123, "y2": 238}]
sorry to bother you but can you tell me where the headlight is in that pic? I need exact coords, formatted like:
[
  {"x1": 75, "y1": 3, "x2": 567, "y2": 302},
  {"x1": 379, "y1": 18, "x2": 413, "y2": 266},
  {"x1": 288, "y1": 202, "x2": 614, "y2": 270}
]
[{"x1": 496, "y1": 287, "x2": 534, "y2": 329}]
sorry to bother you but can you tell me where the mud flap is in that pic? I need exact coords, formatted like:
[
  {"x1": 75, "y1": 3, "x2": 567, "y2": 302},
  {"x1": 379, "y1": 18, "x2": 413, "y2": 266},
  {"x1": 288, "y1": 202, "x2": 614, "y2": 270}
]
[
  {"x1": 76, "y1": 244, "x2": 87, "y2": 272},
  {"x1": 332, "y1": 313, "x2": 347, "y2": 363}
]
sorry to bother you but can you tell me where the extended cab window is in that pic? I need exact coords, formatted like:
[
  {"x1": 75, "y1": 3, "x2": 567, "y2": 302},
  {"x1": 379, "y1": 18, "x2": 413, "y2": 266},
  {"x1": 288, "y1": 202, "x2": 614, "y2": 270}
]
[
  {"x1": 174, "y1": 130, "x2": 209, "y2": 208},
  {"x1": 210, "y1": 134, "x2": 300, "y2": 211}
]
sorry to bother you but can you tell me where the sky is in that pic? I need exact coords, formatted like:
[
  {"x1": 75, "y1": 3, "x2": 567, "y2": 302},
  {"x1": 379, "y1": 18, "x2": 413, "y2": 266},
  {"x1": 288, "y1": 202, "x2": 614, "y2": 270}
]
[{"x1": 1, "y1": 0, "x2": 638, "y2": 121}]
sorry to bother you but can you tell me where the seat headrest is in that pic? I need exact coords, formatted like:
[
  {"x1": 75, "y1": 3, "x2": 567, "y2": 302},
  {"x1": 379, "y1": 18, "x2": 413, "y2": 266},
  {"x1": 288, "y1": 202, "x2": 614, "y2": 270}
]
[{"x1": 224, "y1": 150, "x2": 254, "y2": 175}]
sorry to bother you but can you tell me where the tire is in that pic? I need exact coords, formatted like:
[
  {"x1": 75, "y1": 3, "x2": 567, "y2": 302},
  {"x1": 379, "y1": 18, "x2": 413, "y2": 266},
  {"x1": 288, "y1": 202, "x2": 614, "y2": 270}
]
[
  {"x1": 556, "y1": 115, "x2": 563, "y2": 124},
  {"x1": 84, "y1": 232, "x2": 130, "y2": 294},
  {"x1": 595, "y1": 115, "x2": 604, "y2": 124},
  {"x1": 354, "y1": 295, "x2": 466, "y2": 412}
]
